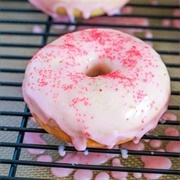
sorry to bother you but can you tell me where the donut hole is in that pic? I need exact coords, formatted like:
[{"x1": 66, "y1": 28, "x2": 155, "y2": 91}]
[{"x1": 85, "y1": 63, "x2": 112, "y2": 77}]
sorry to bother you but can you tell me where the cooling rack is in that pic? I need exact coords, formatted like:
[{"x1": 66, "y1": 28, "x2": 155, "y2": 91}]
[{"x1": 0, "y1": 0, "x2": 180, "y2": 179}]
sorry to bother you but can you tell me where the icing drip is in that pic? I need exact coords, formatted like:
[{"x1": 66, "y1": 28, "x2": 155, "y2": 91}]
[
  {"x1": 95, "y1": 172, "x2": 110, "y2": 180},
  {"x1": 37, "y1": 155, "x2": 52, "y2": 162},
  {"x1": 23, "y1": 132, "x2": 47, "y2": 155},
  {"x1": 111, "y1": 158, "x2": 128, "y2": 180},
  {"x1": 166, "y1": 141, "x2": 180, "y2": 153},
  {"x1": 58, "y1": 145, "x2": 66, "y2": 156},
  {"x1": 151, "y1": 0, "x2": 159, "y2": 5},
  {"x1": 121, "y1": 141, "x2": 145, "y2": 151},
  {"x1": 84, "y1": 149, "x2": 89, "y2": 155},
  {"x1": 149, "y1": 140, "x2": 162, "y2": 149},
  {"x1": 164, "y1": 127, "x2": 179, "y2": 136},
  {"x1": 120, "y1": 149, "x2": 128, "y2": 159},
  {"x1": 141, "y1": 149, "x2": 172, "y2": 179},
  {"x1": 51, "y1": 151, "x2": 117, "y2": 177},
  {"x1": 161, "y1": 9, "x2": 180, "y2": 28},
  {"x1": 161, "y1": 112, "x2": 177, "y2": 121},
  {"x1": 73, "y1": 170, "x2": 93, "y2": 180},
  {"x1": 29, "y1": 0, "x2": 129, "y2": 22},
  {"x1": 172, "y1": 9, "x2": 180, "y2": 28}
]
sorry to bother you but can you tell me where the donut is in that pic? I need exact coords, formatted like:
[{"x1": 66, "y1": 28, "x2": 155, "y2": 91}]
[
  {"x1": 28, "y1": 0, "x2": 130, "y2": 21},
  {"x1": 22, "y1": 28, "x2": 170, "y2": 151}
]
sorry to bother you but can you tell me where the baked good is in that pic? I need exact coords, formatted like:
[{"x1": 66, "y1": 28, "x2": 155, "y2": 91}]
[
  {"x1": 28, "y1": 0, "x2": 130, "y2": 21},
  {"x1": 22, "y1": 28, "x2": 170, "y2": 150}
]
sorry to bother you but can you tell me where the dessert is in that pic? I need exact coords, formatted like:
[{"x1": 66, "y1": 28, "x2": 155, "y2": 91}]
[
  {"x1": 22, "y1": 28, "x2": 170, "y2": 151},
  {"x1": 29, "y1": 0, "x2": 129, "y2": 22}
]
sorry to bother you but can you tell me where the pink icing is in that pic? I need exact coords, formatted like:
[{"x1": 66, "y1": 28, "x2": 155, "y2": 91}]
[
  {"x1": 95, "y1": 172, "x2": 110, "y2": 180},
  {"x1": 141, "y1": 149, "x2": 172, "y2": 179},
  {"x1": 73, "y1": 170, "x2": 93, "y2": 180},
  {"x1": 151, "y1": 0, "x2": 158, "y2": 5},
  {"x1": 143, "y1": 139, "x2": 150, "y2": 143},
  {"x1": 165, "y1": 141, "x2": 180, "y2": 153},
  {"x1": 162, "y1": 9, "x2": 180, "y2": 28},
  {"x1": 23, "y1": 132, "x2": 47, "y2": 155},
  {"x1": 51, "y1": 151, "x2": 117, "y2": 178},
  {"x1": 23, "y1": 28, "x2": 170, "y2": 151},
  {"x1": 164, "y1": 127, "x2": 179, "y2": 136},
  {"x1": 121, "y1": 6, "x2": 133, "y2": 14},
  {"x1": 29, "y1": 0, "x2": 129, "y2": 22},
  {"x1": 161, "y1": 113, "x2": 177, "y2": 121},
  {"x1": 111, "y1": 158, "x2": 128, "y2": 180},
  {"x1": 172, "y1": 9, "x2": 180, "y2": 28},
  {"x1": 51, "y1": 153, "x2": 75, "y2": 178},
  {"x1": 162, "y1": 19, "x2": 171, "y2": 27},
  {"x1": 121, "y1": 141, "x2": 145, "y2": 151},
  {"x1": 149, "y1": 140, "x2": 162, "y2": 149},
  {"x1": 37, "y1": 154, "x2": 52, "y2": 162}
]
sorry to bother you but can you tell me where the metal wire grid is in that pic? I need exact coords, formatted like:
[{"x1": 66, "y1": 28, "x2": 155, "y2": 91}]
[{"x1": 0, "y1": 0, "x2": 180, "y2": 179}]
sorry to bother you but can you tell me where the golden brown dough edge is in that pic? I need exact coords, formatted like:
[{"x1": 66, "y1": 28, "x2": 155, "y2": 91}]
[
  {"x1": 56, "y1": 7, "x2": 106, "y2": 18},
  {"x1": 33, "y1": 114, "x2": 134, "y2": 148}
]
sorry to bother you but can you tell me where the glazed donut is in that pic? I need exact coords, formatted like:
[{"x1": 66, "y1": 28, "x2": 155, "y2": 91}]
[
  {"x1": 28, "y1": 0, "x2": 130, "y2": 21},
  {"x1": 22, "y1": 28, "x2": 170, "y2": 151}
]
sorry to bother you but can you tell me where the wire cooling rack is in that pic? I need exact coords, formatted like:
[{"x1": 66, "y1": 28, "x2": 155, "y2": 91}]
[{"x1": 0, "y1": 0, "x2": 180, "y2": 179}]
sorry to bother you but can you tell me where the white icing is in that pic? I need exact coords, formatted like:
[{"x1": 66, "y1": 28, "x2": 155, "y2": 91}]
[
  {"x1": 58, "y1": 145, "x2": 66, "y2": 156},
  {"x1": 84, "y1": 149, "x2": 89, "y2": 155},
  {"x1": 121, "y1": 149, "x2": 128, "y2": 159},
  {"x1": 23, "y1": 29, "x2": 170, "y2": 151}
]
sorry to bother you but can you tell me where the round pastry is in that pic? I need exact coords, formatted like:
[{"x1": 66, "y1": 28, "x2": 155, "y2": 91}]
[
  {"x1": 22, "y1": 28, "x2": 170, "y2": 151},
  {"x1": 28, "y1": 0, "x2": 130, "y2": 21}
]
